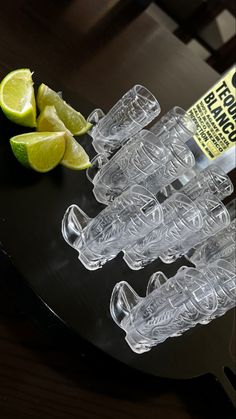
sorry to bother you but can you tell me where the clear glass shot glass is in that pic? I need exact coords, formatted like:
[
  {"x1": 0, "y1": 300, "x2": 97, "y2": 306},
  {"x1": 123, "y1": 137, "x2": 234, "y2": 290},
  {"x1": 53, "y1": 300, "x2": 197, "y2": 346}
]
[
  {"x1": 87, "y1": 132, "x2": 195, "y2": 205},
  {"x1": 110, "y1": 264, "x2": 218, "y2": 353},
  {"x1": 186, "y1": 219, "x2": 236, "y2": 267},
  {"x1": 160, "y1": 195, "x2": 230, "y2": 264},
  {"x1": 139, "y1": 137, "x2": 195, "y2": 196},
  {"x1": 155, "y1": 164, "x2": 233, "y2": 203},
  {"x1": 123, "y1": 192, "x2": 202, "y2": 270},
  {"x1": 179, "y1": 165, "x2": 234, "y2": 201},
  {"x1": 150, "y1": 106, "x2": 197, "y2": 143},
  {"x1": 87, "y1": 130, "x2": 169, "y2": 204},
  {"x1": 199, "y1": 259, "x2": 236, "y2": 323},
  {"x1": 62, "y1": 185, "x2": 163, "y2": 270},
  {"x1": 87, "y1": 85, "x2": 160, "y2": 156}
]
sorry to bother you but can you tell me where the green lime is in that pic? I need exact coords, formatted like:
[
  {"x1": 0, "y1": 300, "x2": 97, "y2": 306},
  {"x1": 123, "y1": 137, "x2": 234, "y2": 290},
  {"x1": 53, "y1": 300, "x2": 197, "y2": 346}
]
[
  {"x1": 10, "y1": 132, "x2": 66, "y2": 172},
  {"x1": 37, "y1": 105, "x2": 91, "y2": 170},
  {"x1": 0, "y1": 69, "x2": 36, "y2": 127},
  {"x1": 37, "y1": 105, "x2": 71, "y2": 135},
  {"x1": 37, "y1": 84, "x2": 92, "y2": 135},
  {"x1": 60, "y1": 134, "x2": 91, "y2": 170}
]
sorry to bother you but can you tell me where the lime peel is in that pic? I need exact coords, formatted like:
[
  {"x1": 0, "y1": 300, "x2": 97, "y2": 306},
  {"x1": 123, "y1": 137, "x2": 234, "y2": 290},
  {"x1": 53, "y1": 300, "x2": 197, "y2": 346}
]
[{"x1": 10, "y1": 132, "x2": 66, "y2": 172}]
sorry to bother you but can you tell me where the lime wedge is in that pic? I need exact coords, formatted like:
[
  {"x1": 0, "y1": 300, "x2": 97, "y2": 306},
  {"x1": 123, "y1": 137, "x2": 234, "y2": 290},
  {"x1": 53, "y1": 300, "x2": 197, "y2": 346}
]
[
  {"x1": 0, "y1": 69, "x2": 36, "y2": 127},
  {"x1": 60, "y1": 134, "x2": 91, "y2": 170},
  {"x1": 10, "y1": 132, "x2": 66, "y2": 172},
  {"x1": 37, "y1": 106, "x2": 91, "y2": 170},
  {"x1": 37, "y1": 84, "x2": 92, "y2": 135},
  {"x1": 37, "y1": 105, "x2": 71, "y2": 135}
]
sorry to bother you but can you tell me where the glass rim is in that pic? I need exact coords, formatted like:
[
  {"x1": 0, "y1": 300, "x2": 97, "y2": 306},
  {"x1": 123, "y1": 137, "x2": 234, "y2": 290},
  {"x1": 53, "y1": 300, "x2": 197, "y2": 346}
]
[
  {"x1": 208, "y1": 165, "x2": 234, "y2": 192},
  {"x1": 212, "y1": 258, "x2": 236, "y2": 273},
  {"x1": 206, "y1": 199, "x2": 230, "y2": 226},
  {"x1": 134, "y1": 84, "x2": 160, "y2": 109},
  {"x1": 172, "y1": 106, "x2": 197, "y2": 135},
  {"x1": 129, "y1": 183, "x2": 159, "y2": 201}
]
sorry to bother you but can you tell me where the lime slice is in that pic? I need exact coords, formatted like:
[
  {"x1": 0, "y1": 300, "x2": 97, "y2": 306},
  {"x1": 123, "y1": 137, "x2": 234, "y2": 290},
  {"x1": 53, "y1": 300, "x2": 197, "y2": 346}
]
[
  {"x1": 37, "y1": 105, "x2": 91, "y2": 170},
  {"x1": 10, "y1": 132, "x2": 66, "y2": 172},
  {"x1": 60, "y1": 134, "x2": 91, "y2": 170},
  {"x1": 37, "y1": 84, "x2": 92, "y2": 135},
  {"x1": 0, "y1": 69, "x2": 36, "y2": 127}
]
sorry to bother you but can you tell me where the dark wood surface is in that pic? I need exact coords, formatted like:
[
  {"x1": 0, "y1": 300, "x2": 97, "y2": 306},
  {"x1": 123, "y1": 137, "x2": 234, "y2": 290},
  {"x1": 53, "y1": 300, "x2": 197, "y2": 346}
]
[{"x1": 0, "y1": 1, "x2": 235, "y2": 418}]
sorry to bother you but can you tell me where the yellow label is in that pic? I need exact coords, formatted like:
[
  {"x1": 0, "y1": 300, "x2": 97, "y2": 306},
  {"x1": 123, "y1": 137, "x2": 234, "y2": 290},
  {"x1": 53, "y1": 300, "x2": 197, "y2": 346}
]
[{"x1": 188, "y1": 66, "x2": 236, "y2": 160}]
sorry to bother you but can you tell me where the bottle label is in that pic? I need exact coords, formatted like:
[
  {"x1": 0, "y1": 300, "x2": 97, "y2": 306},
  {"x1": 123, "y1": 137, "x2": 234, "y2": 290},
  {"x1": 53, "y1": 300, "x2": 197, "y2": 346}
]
[{"x1": 188, "y1": 66, "x2": 236, "y2": 160}]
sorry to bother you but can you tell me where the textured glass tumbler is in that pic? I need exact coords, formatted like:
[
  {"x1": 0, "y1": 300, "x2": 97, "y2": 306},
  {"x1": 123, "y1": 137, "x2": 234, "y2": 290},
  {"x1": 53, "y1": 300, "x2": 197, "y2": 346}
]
[
  {"x1": 179, "y1": 165, "x2": 233, "y2": 201},
  {"x1": 139, "y1": 137, "x2": 195, "y2": 196},
  {"x1": 62, "y1": 185, "x2": 163, "y2": 270},
  {"x1": 199, "y1": 259, "x2": 236, "y2": 323},
  {"x1": 87, "y1": 130, "x2": 168, "y2": 204},
  {"x1": 150, "y1": 106, "x2": 197, "y2": 144},
  {"x1": 186, "y1": 219, "x2": 236, "y2": 267},
  {"x1": 156, "y1": 259, "x2": 236, "y2": 324},
  {"x1": 123, "y1": 192, "x2": 202, "y2": 270},
  {"x1": 160, "y1": 195, "x2": 230, "y2": 264},
  {"x1": 110, "y1": 264, "x2": 219, "y2": 354},
  {"x1": 87, "y1": 131, "x2": 195, "y2": 205},
  {"x1": 87, "y1": 85, "x2": 160, "y2": 156},
  {"x1": 154, "y1": 164, "x2": 233, "y2": 203}
]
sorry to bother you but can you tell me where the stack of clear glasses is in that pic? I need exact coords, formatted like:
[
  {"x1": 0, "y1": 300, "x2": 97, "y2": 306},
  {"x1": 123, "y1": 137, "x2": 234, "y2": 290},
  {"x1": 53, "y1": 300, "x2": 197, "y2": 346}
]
[
  {"x1": 62, "y1": 85, "x2": 234, "y2": 271},
  {"x1": 123, "y1": 179, "x2": 232, "y2": 269},
  {"x1": 62, "y1": 85, "x2": 235, "y2": 353}
]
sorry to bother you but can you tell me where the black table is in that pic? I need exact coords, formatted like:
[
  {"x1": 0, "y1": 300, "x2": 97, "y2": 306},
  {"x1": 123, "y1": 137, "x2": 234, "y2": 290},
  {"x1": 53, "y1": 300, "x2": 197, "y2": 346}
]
[{"x1": 0, "y1": 0, "x2": 235, "y2": 414}]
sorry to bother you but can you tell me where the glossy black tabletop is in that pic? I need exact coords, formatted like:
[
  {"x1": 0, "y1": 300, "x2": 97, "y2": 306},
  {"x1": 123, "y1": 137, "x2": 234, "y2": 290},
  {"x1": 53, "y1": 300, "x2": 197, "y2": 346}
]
[{"x1": 0, "y1": 110, "x2": 235, "y2": 401}]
